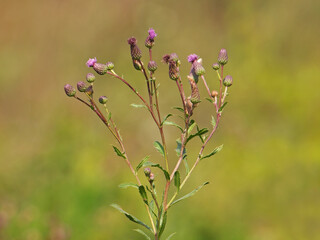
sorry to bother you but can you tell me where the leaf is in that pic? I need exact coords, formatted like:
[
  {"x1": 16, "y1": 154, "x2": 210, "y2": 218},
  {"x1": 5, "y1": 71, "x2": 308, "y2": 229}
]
[
  {"x1": 218, "y1": 102, "x2": 228, "y2": 112},
  {"x1": 187, "y1": 121, "x2": 196, "y2": 135},
  {"x1": 130, "y1": 103, "x2": 147, "y2": 109},
  {"x1": 118, "y1": 183, "x2": 139, "y2": 189},
  {"x1": 211, "y1": 115, "x2": 216, "y2": 128},
  {"x1": 175, "y1": 139, "x2": 186, "y2": 157},
  {"x1": 112, "y1": 146, "x2": 126, "y2": 159},
  {"x1": 163, "y1": 121, "x2": 183, "y2": 132},
  {"x1": 205, "y1": 97, "x2": 214, "y2": 103},
  {"x1": 141, "y1": 161, "x2": 170, "y2": 180},
  {"x1": 110, "y1": 204, "x2": 152, "y2": 231},
  {"x1": 161, "y1": 114, "x2": 173, "y2": 126},
  {"x1": 174, "y1": 171, "x2": 180, "y2": 192},
  {"x1": 200, "y1": 144, "x2": 223, "y2": 160},
  {"x1": 166, "y1": 232, "x2": 176, "y2": 240},
  {"x1": 170, "y1": 182, "x2": 209, "y2": 207},
  {"x1": 172, "y1": 106, "x2": 184, "y2": 113},
  {"x1": 136, "y1": 156, "x2": 150, "y2": 173},
  {"x1": 158, "y1": 211, "x2": 167, "y2": 238},
  {"x1": 139, "y1": 186, "x2": 148, "y2": 204},
  {"x1": 154, "y1": 141, "x2": 165, "y2": 157},
  {"x1": 107, "y1": 112, "x2": 112, "y2": 121},
  {"x1": 133, "y1": 229, "x2": 151, "y2": 240},
  {"x1": 183, "y1": 157, "x2": 189, "y2": 175},
  {"x1": 186, "y1": 128, "x2": 208, "y2": 143}
]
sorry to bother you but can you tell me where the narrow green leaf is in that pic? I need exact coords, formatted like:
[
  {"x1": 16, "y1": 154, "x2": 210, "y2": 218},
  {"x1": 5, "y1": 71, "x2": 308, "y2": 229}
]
[
  {"x1": 211, "y1": 115, "x2": 216, "y2": 128},
  {"x1": 158, "y1": 211, "x2": 167, "y2": 238},
  {"x1": 161, "y1": 114, "x2": 173, "y2": 126},
  {"x1": 112, "y1": 146, "x2": 126, "y2": 159},
  {"x1": 186, "y1": 128, "x2": 208, "y2": 143},
  {"x1": 136, "y1": 156, "x2": 150, "y2": 173},
  {"x1": 163, "y1": 121, "x2": 183, "y2": 132},
  {"x1": 154, "y1": 141, "x2": 165, "y2": 157},
  {"x1": 170, "y1": 182, "x2": 209, "y2": 207},
  {"x1": 200, "y1": 144, "x2": 223, "y2": 160},
  {"x1": 118, "y1": 183, "x2": 139, "y2": 189},
  {"x1": 141, "y1": 161, "x2": 170, "y2": 180},
  {"x1": 133, "y1": 229, "x2": 151, "y2": 240},
  {"x1": 110, "y1": 204, "x2": 151, "y2": 231},
  {"x1": 183, "y1": 157, "x2": 189, "y2": 175},
  {"x1": 166, "y1": 232, "x2": 176, "y2": 240},
  {"x1": 187, "y1": 121, "x2": 196, "y2": 135},
  {"x1": 139, "y1": 186, "x2": 148, "y2": 204},
  {"x1": 130, "y1": 103, "x2": 147, "y2": 109},
  {"x1": 205, "y1": 97, "x2": 214, "y2": 103},
  {"x1": 174, "y1": 171, "x2": 180, "y2": 192},
  {"x1": 107, "y1": 112, "x2": 112, "y2": 121},
  {"x1": 218, "y1": 102, "x2": 228, "y2": 112},
  {"x1": 172, "y1": 106, "x2": 184, "y2": 113},
  {"x1": 175, "y1": 139, "x2": 186, "y2": 157}
]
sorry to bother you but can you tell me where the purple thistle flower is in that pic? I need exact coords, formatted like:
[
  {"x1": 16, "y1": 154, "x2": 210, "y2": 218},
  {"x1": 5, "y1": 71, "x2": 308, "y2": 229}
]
[
  {"x1": 86, "y1": 57, "x2": 97, "y2": 67},
  {"x1": 148, "y1": 28, "x2": 157, "y2": 40},
  {"x1": 187, "y1": 54, "x2": 199, "y2": 63}
]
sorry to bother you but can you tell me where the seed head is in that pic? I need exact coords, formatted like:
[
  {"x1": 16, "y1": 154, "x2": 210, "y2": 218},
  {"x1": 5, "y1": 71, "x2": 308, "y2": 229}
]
[
  {"x1": 93, "y1": 63, "x2": 108, "y2": 75},
  {"x1": 148, "y1": 61, "x2": 158, "y2": 72},
  {"x1": 99, "y1": 96, "x2": 108, "y2": 104},
  {"x1": 128, "y1": 37, "x2": 142, "y2": 60},
  {"x1": 106, "y1": 62, "x2": 114, "y2": 70},
  {"x1": 86, "y1": 73, "x2": 96, "y2": 83},
  {"x1": 86, "y1": 57, "x2": 97, "y2": 67},
  {"x1": 64, "y1": 84, "x2": 76, "y2": 97},
  {"x1": 223, "y1": 75, "x2": 233, "y2": 87},
  {"x1": 77, "y1": 81, "x2": 87, "y2": 92},
  {"x1": 218, "y1": 48, "x2": 228, "y2": 65},
  {"x1": 212, "y1": 63, "x2": 220, "y2": 70},
  {"x1": 187, "y1": 54, "x2": 198, "y2": 63}
]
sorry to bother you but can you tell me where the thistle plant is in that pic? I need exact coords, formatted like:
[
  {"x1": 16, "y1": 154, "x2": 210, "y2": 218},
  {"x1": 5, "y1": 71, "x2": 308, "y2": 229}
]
[{"x1": 64, "y1": 28, "x2": 233, "y2": 240}]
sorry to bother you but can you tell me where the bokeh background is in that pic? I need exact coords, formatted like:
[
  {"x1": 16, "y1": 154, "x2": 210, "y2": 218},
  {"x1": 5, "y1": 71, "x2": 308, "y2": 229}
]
[{"x1": 1, "y1": 0, "x2": 320, "y2": 239}]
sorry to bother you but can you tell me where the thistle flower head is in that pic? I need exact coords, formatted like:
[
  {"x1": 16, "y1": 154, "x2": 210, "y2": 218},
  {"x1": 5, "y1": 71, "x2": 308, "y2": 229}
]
[
  {"x1": 187, "y1": 54, "x2": 199, "y2": 63},
  {"x1": 170, "y1": 53, "x2": 180, "y2": 65},
  {"x1": 64, "y1": 84, "x2": 76, "y2": 97},
  {"x1": 168, "y1": 61, "x2": 179, "y2": 80},
  {"x1": 93, "y1": 63, "x2": 108, "y2": 75},
  {"x1": 99, "y1": 96, "x2": 108, "y2": 104},
  {"x1": 193, "y1": 59, "x2": 206, "y2": 76},
  {"x1": 223, "y1": 75, "x2": 233, "y2": 87},
  {"x1": 148, "y1": 28, "x2": 157, "y2": 40},
  {"x1": 212, "y1": 63, "x2": 220, "y2": 70},
  {"x1": 128, "y1": 37, "x2": 142, "y2": 60},
  {"x1": 127, "y1": 37, "x2": 137, "y2": 46},
  {"x1": 77, "y1": 81, "x2": 87, "y2": 92},
  {"x1": 148, "y1": 61, "x2": 158, "y2": 72},
  {"x1": 218, "y1": 48, "x2": 228, "y2": 65},
  {"x1": 144, "y1": 167, "x2": 151, "y2": 177},
  {"x1": 86, "y1": 73, "x2": 96, "y2": 83},
  {"x1": 86, "y1": 57, "x2": 97, "y2": 67},
  {"x1": 188, "y1": 77, "x2": 200, "y2": 106},
  {"x1": 162, "y1": 54, "x2": 171, "y2": 64}
]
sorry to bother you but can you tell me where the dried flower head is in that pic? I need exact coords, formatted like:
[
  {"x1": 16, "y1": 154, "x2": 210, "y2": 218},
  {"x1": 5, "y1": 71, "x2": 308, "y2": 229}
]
[
  {"x1": 211, "y1": 90, "x2": 219, "y2": 98},
  {"x1": 93, "y1": 63, "x2": 108, "y2": 75},
  {"x1": 162, "y1": 54, "x2": 171, "y2": 64},
  {"x1": 77, "y1": 81, "x2": 87, "y2": 92},
  {"x1": 168, "y1": 61, "x2": 179, "y2": 80},
  {"x1": 86, "y1": 57, "x2": 97, "y2": 67},
  {"x1": 85, "y1": 85, "x2": 93, "y2": 96},
  {"x1": 189, "y1": 77, "x2": 200, "y2": 106},
  {"x1": 64, "y1": 84, "x2": 76, "y2": 97},
  {"x1": 128, "y1": 37, "x2": 142, "y2": 60},
  {"x1": 218, "y1": 48, "x2": 228, "y2": 65}
]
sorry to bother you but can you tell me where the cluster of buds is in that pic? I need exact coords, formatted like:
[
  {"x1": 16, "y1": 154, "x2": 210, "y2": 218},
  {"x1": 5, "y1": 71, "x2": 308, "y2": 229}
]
[{"x1": 144, "y1": 168, "x2": 155, "y2": 184}]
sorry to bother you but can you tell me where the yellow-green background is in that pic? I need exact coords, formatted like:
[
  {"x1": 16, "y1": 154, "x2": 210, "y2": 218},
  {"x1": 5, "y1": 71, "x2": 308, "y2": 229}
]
[{"x1": 1, "y1": 0, "x2": 319, "y2": 239}]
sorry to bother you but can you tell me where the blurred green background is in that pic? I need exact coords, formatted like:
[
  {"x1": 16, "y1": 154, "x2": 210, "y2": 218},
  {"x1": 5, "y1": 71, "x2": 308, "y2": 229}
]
[{"x1": 1, "y1": 0, "x2": 320, "y2": 239}]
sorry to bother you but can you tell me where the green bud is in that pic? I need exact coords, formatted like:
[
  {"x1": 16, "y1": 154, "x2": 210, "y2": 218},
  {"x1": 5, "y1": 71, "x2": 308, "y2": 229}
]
[
  {"x1": 106, "y1": 62, "x2": 114, "y2": 70},
  {"x1": 99, "y1": 96, "x2": 108, "y2": 104},
  {"x1": 218, "y1": 48, "x2": 228, "y2": 65},
  {"x1": 212, "y1": 63, "x2": 220, "y2": 70},
  {"x1": 144, "y1": 168, "x2": 151, "y2": 177},
  {"x1": 223, "y1": 75, "x2": 233, "y2": 87},
  {"x1": 64, "y1": 84, "x2": 76, "y2": 97},
  {"x1": 148, "y1": 61, "x2": 158, "y2": 72},
  {"x1": 86, "y1": 73, "x2": 95, "y2": 83},
  {"x1": 133, "y1": 59, "x2": 142, "y2": 70},
  {"x1": 77, "y1": 81, "x2": 87, "y2": 92}
]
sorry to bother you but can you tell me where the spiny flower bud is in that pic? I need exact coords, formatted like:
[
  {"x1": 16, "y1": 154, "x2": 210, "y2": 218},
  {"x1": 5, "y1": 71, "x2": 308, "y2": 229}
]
[
  {"x1": 93, "y1": 63, "x2": 108, "y2": 75},
  {"x1": 99, "y1": 96, "x2": 108, "y2": 104},
  {"x1": 132, "y1": 59, "x2": 142, "y2": 70},
  {"x1": 85, "y1": 85, "x2": 93, "y2": 96},
  {"x1": 106, "y1": 62, "x2": 114, "y2": 70},
  {"x1": 211, "y1": 90, "x2": 219, "y2": 98},
  {"x1": 223, "y1": 75, "x2": 233, "y2": 87},
  {"x1": 144, "y1": 168, "x2": 151, "y2": 177},
  {"x1": 168, "y1": 61, "x2": 179, "y2": 80},
  {"x1": 86, "y1": 57, "x2": 97, "y2": 67},
  {"x1": 212, "y1": 63, "x2": 220, "y2": 70},
  {"x1": 218, "y1": 48, "x2": 228, "y2": 65},
  {"x1": 86, "y1": 73, "x2": 96, "y2": 83},
  {"x1": 148, "y1": 61, "x2": 158, "y2": 72},
  {"x1": 186, "y1": 97, "x2": 193, "y2": 116},
  {"x1": 77, "y1": 81, "x2": 87, "y2": 92},
  {"x1": 128, "y1": 37, "x2": 142, "y2": 60},
  {"x1": 64, "y1": 84, "x2": 76, "y2": 97},
  {"x1": 189, "y1": 77, "x2": 200, "y2": 106},
  {"x1": 193, "y1": 60, "x2": 206, "y2": 76},
  {"x1": 145, "y1": 28, "x2": 157, "y2": 49}
]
